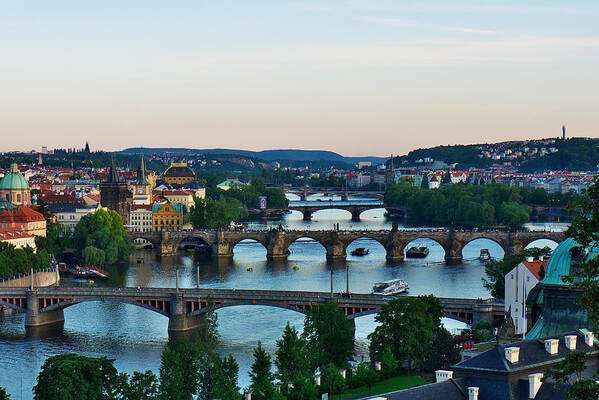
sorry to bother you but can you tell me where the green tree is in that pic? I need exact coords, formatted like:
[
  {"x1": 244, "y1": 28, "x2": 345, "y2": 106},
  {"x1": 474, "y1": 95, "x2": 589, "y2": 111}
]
[
  {"x1": 423, "y1": 328, "x2": 461, "y2": 371},
  {"x1": 0, "y1": 387, "x2": 10, "y2": 400},
  {"x1": 368, "y1": 296, "x2": 443, "y2": 375},
  {"x1": 302, "y1": 302, "x2": 354, "y2": 369},
  {"x1": 287, "y1": 375, "x2": 318, "y2": 400},
  {"x1": 190, "y1": 196, "x2": 248, "y2": 229},
  {"x1": 209, "y1": 354, "x2": 241, "y2": 400},
  {"x1": 123, "y1": 370, "x2": 160, "y2": 400},
  {"x1": 275, "y1": 322, "x2": 310, "y2": 387},
  {"x1": 33, "y1": 353, "x2": 122, "y2": 400},
  {"x1": 420, "y1": 175, "x2": 429, "y2": 189},
  {"x1": 249, "y1": 341, "x2": 281, "y2": 400},
  {"x1": 482, "y1": 247, "x2": 552, "y2": 298},
  {"x1": 499, "y1": 201, "x2": 530, "y2": 229},
  {"x1": 350, "y1": 362, "x2": 377, "y2": 389}
]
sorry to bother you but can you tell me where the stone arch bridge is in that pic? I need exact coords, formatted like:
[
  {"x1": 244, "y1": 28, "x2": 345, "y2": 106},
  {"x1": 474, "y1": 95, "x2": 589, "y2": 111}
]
[
  {"x1": 283, "y1": 187, "x2": 384, "y2": 201},
  {"x1": 0, "y1": 287, "x2": 504, "y2": 338},
  {"x1": 129, "y1": 229, "x2": 564, "y2": 264}
]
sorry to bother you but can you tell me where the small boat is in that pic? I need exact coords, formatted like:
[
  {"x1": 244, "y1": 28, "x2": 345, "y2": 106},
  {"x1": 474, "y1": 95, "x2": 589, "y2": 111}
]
[
  {"x1": 247, "y1": 267, "x2": 253, "y2": 272},
  {"x1": 479, "y1": 249, "x2": 490, "y2": 261},
  {"x1": 351, "y1": 247, "x2": 370, "y2": 256},
  {"x1": 371, "y1": 279, "x2": 409, "y2": 296},
  {"x1": 406, "y1": 246, "x2": 429, "y2": 258},
  {"x1": 293, "y1": 266, "x2": 300, "y2": 270}
]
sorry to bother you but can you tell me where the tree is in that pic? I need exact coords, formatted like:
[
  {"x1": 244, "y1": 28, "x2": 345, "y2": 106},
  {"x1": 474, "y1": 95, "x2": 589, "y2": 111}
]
[
  {"x1": 350, "y1": 362, "x2": 377, "y2": 389},
  {"x1": 123, "y1": 370, "x2": 160, "y2": 400},
  {"x1": 209, "y1": 354, "x2": 242, "y2": 400},
  {"x1": 424, "y1": 328, "x2": 461, "y2": 371},
  {"x1": 275, "y1": 322, "x2": 310, "y2": 387},
  {"x1": 420, "y1": 175, "x2": 429, "y2": 189},
  {"x1": 482, "y1": 247, "x2": 552, "y2": 298},
  {"x1": 286, "y1": 375, "x2": 318, "y2": 400},
  {"x1": 0, "y1": 388, "x2": 10, "y2": 400},
  {"x1": 190, "y1": 196, "x2": 248, "y2": 229},
  {"x1": 33, "y1": 353, "x2": 122, "y2": 400},
  {"x1": 499, "y1": 201, "x2": 530, "y2": 229},
  {"x1": 249, "y1": 341, "x2": 281, "y2": 400},
  {"x1": 159, "y1": 338, "x2": 205, "y2": 400},
  {"x1": 368, "y1": 296, "x2": 443, "y2": 375},
  {"x1": 302, "y1": 302, "x2": 354, "y2": 369}
]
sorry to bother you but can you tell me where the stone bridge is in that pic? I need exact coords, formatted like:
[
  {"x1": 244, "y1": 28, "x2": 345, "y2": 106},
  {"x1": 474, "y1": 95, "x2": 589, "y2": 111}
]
[
  {"x1": 0, "y1": 287, "x2": 504, "y2": 338},
  {"x1": 128, "y1": 229, "x2": 564, "y2": 263},
  {"x1": 283, "y1": 187, "x2": 384, "y2": 201},
  {"x1": 288, "y1": 203, "x2": 385, "y2": 221}
]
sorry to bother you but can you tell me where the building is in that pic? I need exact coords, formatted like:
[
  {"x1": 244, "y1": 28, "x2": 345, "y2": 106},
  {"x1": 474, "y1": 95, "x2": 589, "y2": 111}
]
[
  {"x1": 0, "y1": 206, "x2": 46, "y2": 238},
  {"x1": 0, "y1": 228, "x2": 36, "y2": 249},
  {"x1": 526, "y1": 238, "x2": 599, "y2": 340},
  {"x1": 100, "y1": 157, "x2": 130, "y2": 223},
  {"x1": 152, "y1": 203, "x2": 182, "y2": 232},
  {"x1": 162, "y1": 162, "x2": 195, "y2": 185},
  {"x1": 504, "y1": 256, "x2": 548, "y2": 335},
  {"x1": 153, "y1": 188, "x2": 204, "y2": 212},
  {"x1": 0, "y1": 163, "x2": 31, "y2": 207},
  {"x1": 129, "y1": 204, "x2": 153, "y2": 233},
  {"x1": 48, "y1": 203, "x2": 101, "y2": 229},
  {"x1": 132, "y1": 156, "x2": 152, "y2": 205}
]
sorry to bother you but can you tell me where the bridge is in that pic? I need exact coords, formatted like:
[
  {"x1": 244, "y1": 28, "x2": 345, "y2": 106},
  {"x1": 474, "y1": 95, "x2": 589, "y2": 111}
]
[
  {"x1": 0, "y1": 286, "x2": 504, "y2": 338},
  {"x1": 130, "y1": 229, "x2": 564, "y2": 263},
  {"x1": 288, "y1": 202, "x2": 384, "y2": 221},
  {"x1": 283, "y1": 187, "x2": 385, "y2": 201}
]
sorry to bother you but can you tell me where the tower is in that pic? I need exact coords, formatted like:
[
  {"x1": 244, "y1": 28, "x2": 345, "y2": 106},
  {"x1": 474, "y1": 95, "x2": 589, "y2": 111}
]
[
  {"x1": 38, "y1": 153, "x2": 43, "y2": 165},
  {"x1": 132, "y1": 156, "x2": 152, "y2": 205},
  {"x1": 100, "y1": 155, "x2": 130, "y2": 223},
  {"x1": 562, "y1": 125, "x2": 566, "y2": 140}
]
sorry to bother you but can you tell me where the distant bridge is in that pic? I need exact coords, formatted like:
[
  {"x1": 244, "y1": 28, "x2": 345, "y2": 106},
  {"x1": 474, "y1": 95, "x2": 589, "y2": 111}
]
[
  {"x1": 283, "y1": 187, "x2": 385, "y2": 201},
  {"x1": 247, "y1": 202, "x2": 385, "y2": 221},
  {"x1": 128, "y1": 229, "x2": 564, "y2": 263},
  {"x1": 0, "y1": 286, "x2": 504, "y2": 338}
]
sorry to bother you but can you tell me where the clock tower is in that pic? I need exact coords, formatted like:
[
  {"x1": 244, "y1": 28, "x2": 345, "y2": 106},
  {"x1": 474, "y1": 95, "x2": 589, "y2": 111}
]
[{"x1": 132, "y1": 156, "x2": 152, "y2": 205}]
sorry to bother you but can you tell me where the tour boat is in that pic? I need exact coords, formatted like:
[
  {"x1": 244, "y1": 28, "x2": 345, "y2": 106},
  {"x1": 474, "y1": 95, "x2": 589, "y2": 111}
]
[
  {"x1": 479, "y1": 249, "x2": 490, "y2": 261},
  {"x1": 406, "y1": 246, "x2": 429, "y2": 258},
  {"x1": 351, "y1": 247, "x2": 370, "y2": 256},
  {"x1": 371, "y1": 279, "x2": 409, "y2": 296}
]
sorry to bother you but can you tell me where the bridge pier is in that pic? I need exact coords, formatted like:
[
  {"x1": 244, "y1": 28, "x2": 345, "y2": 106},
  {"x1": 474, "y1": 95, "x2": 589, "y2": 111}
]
[
  {"x1": 472, "y1": 302, "x2": 495, "y2": 328},
  {"x1": 25, "y1": 290, "x2": 64, "y2": 329},
  {"x1": 302, "y1": 209, "x2": 312, "y2": 221},
  {"x1": 326, "y1": 243, "x2": 347, "y2": 260},
  {"x1": 266, "y1": 231, "x2": 289, "y2": 260},
  {"x1": 350, "y1": 209, "x2": 361, "y2": 222},
  {"x1": 341, "y1": 194, "x2": 349, "y2": 201},
  {"x1": 168, "y1": 293, "x2": 206, "y2": 340}
]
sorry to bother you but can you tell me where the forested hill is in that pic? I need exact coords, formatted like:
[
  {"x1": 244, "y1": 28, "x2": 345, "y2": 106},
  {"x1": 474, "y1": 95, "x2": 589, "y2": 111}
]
[{"x1": 387, "y1": 137, "x2": 599, "y2": 172}]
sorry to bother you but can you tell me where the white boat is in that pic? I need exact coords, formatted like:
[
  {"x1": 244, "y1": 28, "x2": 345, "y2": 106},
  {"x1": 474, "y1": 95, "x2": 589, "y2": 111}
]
[
  {"x1": 479, "y1": 249, "x2": 490, "y2": 261},
  {"x1": 371, "y1": 279, "x2": 409, "y2": 296}
]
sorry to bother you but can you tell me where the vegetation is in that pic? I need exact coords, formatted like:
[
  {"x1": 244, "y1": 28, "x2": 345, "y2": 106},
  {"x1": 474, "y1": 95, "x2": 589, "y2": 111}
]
[
  {"x1": 0, "y1": 242, "x2": 51, "y2": 280},
  {"x1": 482, "y1": 247, "x2": 553, "y2": 298},
  {"x1": 190, "y1": 196, "x2": 249, "y2": 229},
  {"x1": 0, "y1": 388, "x2": 10, "y2": 400},
  {"x1": 71, "y1": 209, "x2": 134, "y2": 266},
  {"x1": 332, "y1": 375, "x2": 429, "y2": 400},
  {"x1": 542, "y1": 176, "x2": 599, "y2": 399},
  {"x1": 368, "y1": 295, "x2": 446, "y2": 375},
  {"x1": 249, "y1": 341, "x2": 283, "y2": 400}
]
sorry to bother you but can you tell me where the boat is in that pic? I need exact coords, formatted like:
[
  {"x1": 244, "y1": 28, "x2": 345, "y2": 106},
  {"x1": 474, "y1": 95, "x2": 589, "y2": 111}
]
[
  {"x1": 405, "y1": 246, "x2": 429, "y2": 258},
  {"x1": 371, "y1": 279, "x2": 409, "y2": 296},
  {"x1": 351, "y1": 247, "x2": 370, "y2": 256},
  {"x1": 247, "y1": 267, "x2": 253, "y2": 272},
  {"x1": 479, "y1": 249, "x2": 490, "y2": 261}
]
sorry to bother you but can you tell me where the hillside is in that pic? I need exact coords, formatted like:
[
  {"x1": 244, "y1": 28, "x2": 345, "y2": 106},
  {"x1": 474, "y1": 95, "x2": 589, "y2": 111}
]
[{"x1": 120, "y1": 148, "x2": 386, "y2": 166}]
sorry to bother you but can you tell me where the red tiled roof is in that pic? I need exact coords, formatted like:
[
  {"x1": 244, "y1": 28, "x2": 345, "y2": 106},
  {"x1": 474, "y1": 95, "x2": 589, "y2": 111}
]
[
  {"x1": 131, "y1": 204, "x2": 152, "y2": 211},
  {"x1": 522, "y1": 259, "x2": 549, "y2": 280}
]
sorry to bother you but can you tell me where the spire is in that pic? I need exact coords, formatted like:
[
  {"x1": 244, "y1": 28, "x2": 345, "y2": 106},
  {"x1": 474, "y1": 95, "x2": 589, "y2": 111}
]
[
  {"x1": 108, "y1": 155, "x2": 120, "y2": 183},
  {"x1": 136, "y1": 155, "x2": 148, "y2": 185}
]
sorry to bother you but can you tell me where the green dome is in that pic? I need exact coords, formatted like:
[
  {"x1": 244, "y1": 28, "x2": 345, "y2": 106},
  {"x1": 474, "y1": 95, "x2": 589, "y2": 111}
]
[
  {"x1": 540, "y1": 237, "x2": 599, "y2": 286},
  {"x1": 0, "y1": 164, "x2": 29, "y2": 191}
]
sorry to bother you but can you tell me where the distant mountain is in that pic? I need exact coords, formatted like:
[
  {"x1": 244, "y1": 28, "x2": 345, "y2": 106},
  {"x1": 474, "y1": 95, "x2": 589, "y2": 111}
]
[{"x1": 120, "y1": 148, "x2": 387, "y2": 165}]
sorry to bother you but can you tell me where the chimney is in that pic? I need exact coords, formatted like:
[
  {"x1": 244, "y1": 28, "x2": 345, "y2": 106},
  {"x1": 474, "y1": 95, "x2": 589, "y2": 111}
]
[
  {"x1": 526, "y1": 256, "x2": 534, "y2": 262},
  {"x1": 544, "y1": 339, "x2": 559, "y2": 355},
  {"x1": 585, "y1": 331, "x2": 594, "y2": 347},
  {"x1": 565, "y1": 335, "x2": 577, "y2": 350},
  {"x1": 539, "y1": 256, "x2": 544, "y2": 261},
  {"x1": 435, "y1": 370, "x2": 453, "y2": 383},
  {"x1": 468, "y1": 387, "x2": 479, "y2": 400},
  {"x1": 505, "y1": 347, "x2": 520, "y2": 363},
  {"x1": 528, "y1": 373, "x2": 543, "y2": 399}
]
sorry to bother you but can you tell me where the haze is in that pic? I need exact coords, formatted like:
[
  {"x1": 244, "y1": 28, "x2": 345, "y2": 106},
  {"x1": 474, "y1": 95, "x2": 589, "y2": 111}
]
[{"x1": 1, "y1": 1, "x2": 598, "y2": 156}]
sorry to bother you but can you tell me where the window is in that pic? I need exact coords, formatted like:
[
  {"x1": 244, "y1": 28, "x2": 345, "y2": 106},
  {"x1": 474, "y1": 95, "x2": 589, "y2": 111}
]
[{"x1": 511, "y1": 274, "x2": 514, "y2": 279}]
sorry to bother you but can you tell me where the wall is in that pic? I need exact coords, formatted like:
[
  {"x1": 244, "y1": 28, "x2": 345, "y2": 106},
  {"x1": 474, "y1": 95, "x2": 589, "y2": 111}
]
[{"x1": 0, "y1": 269, "x2": 59, "y2": 288}]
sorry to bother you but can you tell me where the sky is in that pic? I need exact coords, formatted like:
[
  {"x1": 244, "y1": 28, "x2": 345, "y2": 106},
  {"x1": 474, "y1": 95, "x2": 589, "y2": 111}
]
[{"x1": 1, "y1": 1, "x2": 598, "y2": 156}]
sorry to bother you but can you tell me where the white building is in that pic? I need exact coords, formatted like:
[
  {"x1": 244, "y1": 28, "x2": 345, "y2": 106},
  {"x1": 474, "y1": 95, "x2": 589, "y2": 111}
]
[
  {"x1": 505, "y1": 257, "x2": 548, "y2": 335},
  {"x1": 51, "y1": 203, "x2": 102, "y2": 229},
  {"x1": 128, "y1": 204, "x2": 153, "y2": 233}
]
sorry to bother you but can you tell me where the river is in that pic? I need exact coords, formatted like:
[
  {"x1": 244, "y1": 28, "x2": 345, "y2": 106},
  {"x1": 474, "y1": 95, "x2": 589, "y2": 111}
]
[{"x1": 0, "y1": 196, "x2": 564, "y2": 399}]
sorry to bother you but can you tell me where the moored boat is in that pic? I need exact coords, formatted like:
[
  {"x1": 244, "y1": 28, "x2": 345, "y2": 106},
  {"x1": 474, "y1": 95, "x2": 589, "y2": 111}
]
[
  {"x1": 406, "y1": 246, "x2": 429, "y2": 258},
  {"x1": 351, "y1": 247, "x2": 370, "y2": 256},
  {"x1": 479, "y1": 249, "x2": 490, "y2": 261},
  {"x1": 371, "y1": 279, "x2": 409, "y2": 296}
]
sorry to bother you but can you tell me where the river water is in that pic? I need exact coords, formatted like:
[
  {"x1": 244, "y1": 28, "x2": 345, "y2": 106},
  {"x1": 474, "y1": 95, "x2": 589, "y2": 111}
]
[{"x1": 0, "y1": 196, "x2": 564, "y2": 399}]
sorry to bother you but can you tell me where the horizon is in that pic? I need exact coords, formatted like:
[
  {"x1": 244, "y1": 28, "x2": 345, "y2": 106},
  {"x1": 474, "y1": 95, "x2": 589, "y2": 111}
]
[{"x1": 1, "y1": 1, "x2": 598, "y2": 155}]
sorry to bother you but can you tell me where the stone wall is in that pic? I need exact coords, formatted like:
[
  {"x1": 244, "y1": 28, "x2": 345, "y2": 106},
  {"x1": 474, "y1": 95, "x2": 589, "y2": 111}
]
[{"x1": 0, "y1": 269, "x2": 59, "y2": 288}]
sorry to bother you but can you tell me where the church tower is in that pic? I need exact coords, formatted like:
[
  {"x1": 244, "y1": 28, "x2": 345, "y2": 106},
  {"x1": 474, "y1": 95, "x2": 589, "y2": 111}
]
[
  {"x1": 132, "y1": 156, "x2": 152, "y2": 205},
  {"x1": 100, "y1": 156, "x2": 130, "y2": 223}
]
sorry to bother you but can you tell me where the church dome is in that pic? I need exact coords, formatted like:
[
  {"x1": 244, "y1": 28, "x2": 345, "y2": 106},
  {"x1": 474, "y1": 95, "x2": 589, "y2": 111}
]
[
  {"x1": 540, "y1": 237, "x2": 599, "y2": 286},
  {"x1": 0, "y1": 163, "x2": 29, "y2": 191},
  {"x1": 163, "y1": 162, "x2": 195, "y2": 178}
]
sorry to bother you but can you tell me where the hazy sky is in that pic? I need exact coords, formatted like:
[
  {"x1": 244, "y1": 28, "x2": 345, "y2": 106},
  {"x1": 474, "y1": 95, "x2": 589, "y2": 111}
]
[{"x1": 1, "y1": 1, "x2": 598, "y2": 156}]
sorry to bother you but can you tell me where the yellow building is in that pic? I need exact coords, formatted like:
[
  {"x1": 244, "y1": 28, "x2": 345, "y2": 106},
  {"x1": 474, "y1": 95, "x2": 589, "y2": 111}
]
[
  {"x1": 162, "y1": 162, "x2": 195, "y2": 185},
  {"x1": 152, "y1": 203, "x2": 182, "y2": 232},
  {"x1": 153, "y1": 188, "x2": 206, "y2": 212}
]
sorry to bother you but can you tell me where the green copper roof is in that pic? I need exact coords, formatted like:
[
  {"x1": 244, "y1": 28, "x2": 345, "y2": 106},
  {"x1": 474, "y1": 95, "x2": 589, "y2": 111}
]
[
  {"x1": 540, "y1": 237, "x2": 599, "y2": 286},
  {"x1": 0, "y1": 167, "x2": 29, "y2": 190}
]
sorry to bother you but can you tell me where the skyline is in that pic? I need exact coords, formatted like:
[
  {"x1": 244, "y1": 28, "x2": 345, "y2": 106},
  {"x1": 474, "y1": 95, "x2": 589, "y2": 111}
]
[{"x1": 2, "y1": 1, "x2": 599, "y2": 156}]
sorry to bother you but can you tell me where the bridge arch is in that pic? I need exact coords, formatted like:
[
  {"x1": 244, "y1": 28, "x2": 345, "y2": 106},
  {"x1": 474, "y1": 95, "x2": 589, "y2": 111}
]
[
  {"x1": 40, "y1": 297, "x2": 172, "y2": 317},
  {"x1": 308, "y1": 208, "x2": 353, "y2": 221},
  {"x1": 188, "y1": 301, "x2": 312, "y2": 318},
  {"x1": 286, "y1": 235, "x2": 328, "y2": 260},
  {"x1": 131, "y1": 236, "x2": 158, "y2": 249},
  {"x1": 232, "y1": 238, "x2": 268, "y2": 258},
  {"x1": 523, "y1": 238, "x2": 560, "y2": 251},
  {"x1": 461, "y1": 237, "x2": 506, "y2": 261},
  {"x1": 399, "y1": 237, "x2": 448, "y2": 262},
  {"x1": 345, "y1": 237, "x2": 387, "y2": 259}
]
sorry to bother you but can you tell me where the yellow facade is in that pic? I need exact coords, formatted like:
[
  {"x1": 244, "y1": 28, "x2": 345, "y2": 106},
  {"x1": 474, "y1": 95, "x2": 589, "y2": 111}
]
[
  {"x1": 163, "y1": 162, "x2": 195, "y2": 185},
  {"x1": 152, "y1": 203, "x2": 182, "y2": 232}
]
